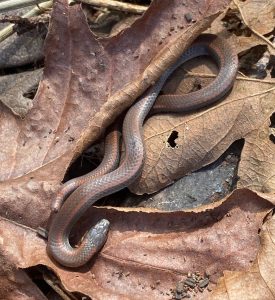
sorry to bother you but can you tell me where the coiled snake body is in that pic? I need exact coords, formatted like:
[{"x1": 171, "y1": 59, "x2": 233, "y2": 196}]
[{"x1": 47, "y1": 34, "x2": 238, "y2": 267}]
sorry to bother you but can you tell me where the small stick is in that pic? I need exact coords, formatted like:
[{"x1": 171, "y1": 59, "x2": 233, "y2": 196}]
[
  {"x1": 0, "y1": 0, "x2": 52, "y2": 43},
  {"x1": 232, "y1": 0, "x2": 275, "y2": 50},
  {"x1": 0, "y1": 15, "x2": 49, "y2": 25},
  {"x1": 43, "y1": 272, "x2": 78, "y2": 300},
  {"x1": 0, "y1": 0, "x2": 47, "y2": 13},
  {"x1": 186, "y1": 70, "x2": 275, "y2": 84},
  {"x1": 70, "y1": 0, "x2": 148, "y2": 14}
]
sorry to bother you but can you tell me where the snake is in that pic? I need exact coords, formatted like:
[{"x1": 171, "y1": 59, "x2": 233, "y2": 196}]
[
  {"x1": 51, "y1": 124, "x2": 121, "y2": 212},
  {"x1": 47, "y1": 34, "x2": 238, "y2": 267}
]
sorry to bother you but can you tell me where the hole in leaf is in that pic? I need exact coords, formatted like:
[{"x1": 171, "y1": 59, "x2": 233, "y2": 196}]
[
  {"x1": 270, "y1": 112, "x2": 275, "y2": 127},
  {"x1": 269, "y1": 113, "x2": 275, "y2": 143},
  {"x1": 167, "y1": 130, "x2": 178, "y2": 148},
  {"x1": 270, "y1": 134, "x2": 275, "y2": 144}
]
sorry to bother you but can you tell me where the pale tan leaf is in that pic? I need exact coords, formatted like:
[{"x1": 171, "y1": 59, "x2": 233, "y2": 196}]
[
  {"x1": 237, "y1": 117, "x2": 275, "y2": 192},
  {"x1": 130, "y1": 78, "x2": 275, "y2": 194},
  {"x1": 208, "y1": 11, "x2": 267, "y2": 55},
  {"x1": 235, "y1": 0, "x2": 275, "y2": 35}
]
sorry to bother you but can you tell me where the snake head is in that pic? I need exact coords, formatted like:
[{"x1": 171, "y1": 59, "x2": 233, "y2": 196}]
[{"x1": 88, "y1": 218, "x2": 110, "y2": 249}]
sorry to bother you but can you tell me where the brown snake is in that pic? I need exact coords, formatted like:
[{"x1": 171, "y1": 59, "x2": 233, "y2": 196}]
[{"x1": 47, "y1": 34, "x2": 238, "y2": 267}]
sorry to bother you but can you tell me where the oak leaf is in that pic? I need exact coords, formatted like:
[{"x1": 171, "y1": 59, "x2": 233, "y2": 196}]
[
  {"x1": 238, "y1": 116, "x2": 275, "y2": 193},
  {"x1": 0, "y1": 0, "x2": 230, "y2": 227},
  {"x1": 0, "y1": 190, "x2": 273, "y2": 299},
  {"x1": 211, "y1": 208, "x2": 275, "y2": 299},
  {"x1": 130, "y1": 73, "x2": 275, "y2": 194}
]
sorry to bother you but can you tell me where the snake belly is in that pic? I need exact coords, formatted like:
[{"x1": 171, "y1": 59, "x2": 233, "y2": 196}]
[{"x1": 47, "y1": 34, "x2": 238, "y2": 267}]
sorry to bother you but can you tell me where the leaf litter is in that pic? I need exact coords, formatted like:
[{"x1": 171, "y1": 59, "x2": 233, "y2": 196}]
[
  {"x1": 131, "y1": 75, "x2": 275, "y2": 194},
  {"x1": 0, "y1": 189, "x2": 274, "y2": 299},
  {"x1": 0, "y1": 0, "x2": 274, "y2": 299}
]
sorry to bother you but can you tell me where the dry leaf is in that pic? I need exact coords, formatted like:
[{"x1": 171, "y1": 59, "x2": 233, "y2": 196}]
[
  {"x1": 237, "y1": 116, "x2": 275, "y2": 192},
  {"x1": 235, "y1": 0, "x2": 275, "y2": 35},
  {"x1": 0, "y1": 266, "x2": 47, "y2": 300},
  {"x1": 0, "y1": 0, "x2": 230, "y2": 228},
  {"x1": 0, "y1": 189, "x2": 273, "y2": 299},
  {"x1": 207, "y1": 9, "x2": 267, "y2": 55},
  {"x1": 211, "y1": 209, "x2": 275, "y2": 299},
  {"x1": 130, "y1": 75, "x2": 275, "y2": 194},
  {"x1": 1, "y1": 0, "x2": 273, "y2": 298}
]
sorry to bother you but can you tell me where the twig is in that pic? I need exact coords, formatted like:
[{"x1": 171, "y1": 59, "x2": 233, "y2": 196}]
[
  {"x1": 0, "y1": 0, "x2": 47, "y2": 13},
  {"x1": 43, "y1": 272, "x2": 78, "y2": 300},
  {"x1": 0, "y1": 15, "x2": 50, "y2": 35},
  {"x1": 185, "y1": 70, "x2": 275, "y2": 84},
  {"x1": 70, "y1": 0, "x2": 148, "y2": 14},
  {"x1": 0, "y1": 15, "x2": 49, "y2": 25},
  {"x1": 0, "y1": 0, "x2": 52, "y2": 43},
  {"x1": 232, "y1": 0, "x2": 275, "y2": 50}
]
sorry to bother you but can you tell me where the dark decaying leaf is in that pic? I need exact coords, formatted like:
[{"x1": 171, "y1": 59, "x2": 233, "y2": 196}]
[{"x1": 0, "y1": 69, "x2": 43, "y2": 117}]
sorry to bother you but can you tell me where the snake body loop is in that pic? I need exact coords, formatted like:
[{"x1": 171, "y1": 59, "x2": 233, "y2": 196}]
[
  {"x1": 51, "y1": 124, "x2": 121, "y2": 212},
  {"x1": 47, "y1": 34, "x2": 238, "y2": 267}
]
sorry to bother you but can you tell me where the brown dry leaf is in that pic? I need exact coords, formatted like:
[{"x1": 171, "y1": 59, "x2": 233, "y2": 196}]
[
  {"x1": 207, "y1": 8, "x2": 267, "y2": 55},
  {"x1": 131, "y1": 74, "x2": 275, "y2": 194},
  {"x1": 211, "y1": 209, "x2": 275, "y2": 299},
  {"x1": 0, "y1": 257, "x2": 47, "y2": 300},
  {"x1": 0, "y1": 189, "x2": 273, "y2": 299},
  {"x1": 0, "y1": 0, "x2": 231, "y2": 227},
  {"x1": 128, "y1": 1, "x2": 275, "y2": 195},
  {"x1": 209, "y1": 0, "x2": 275, "y2": 57},
  {"x1": 231, "y1": 0, "x2": 275, "y2": 56},
  {"x1": 234, "y1": 0, "x2": 275, "y2": 35},
  {"x1": 237, "y1": 115, "x2": 275, "y2": 192},
  {"x1": 207, "y1": 0, "x2": 274, "y2": 80}
]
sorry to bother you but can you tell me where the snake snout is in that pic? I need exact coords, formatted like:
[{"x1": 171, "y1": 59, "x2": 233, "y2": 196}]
[{"x1": 88, "y1": 218, "x2": 110, "y2": 248}]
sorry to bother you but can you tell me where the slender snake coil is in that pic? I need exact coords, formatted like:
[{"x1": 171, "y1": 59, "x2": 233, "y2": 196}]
[{"x1": 47, "y1": 34, "x2": 238, "y2": 267}]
